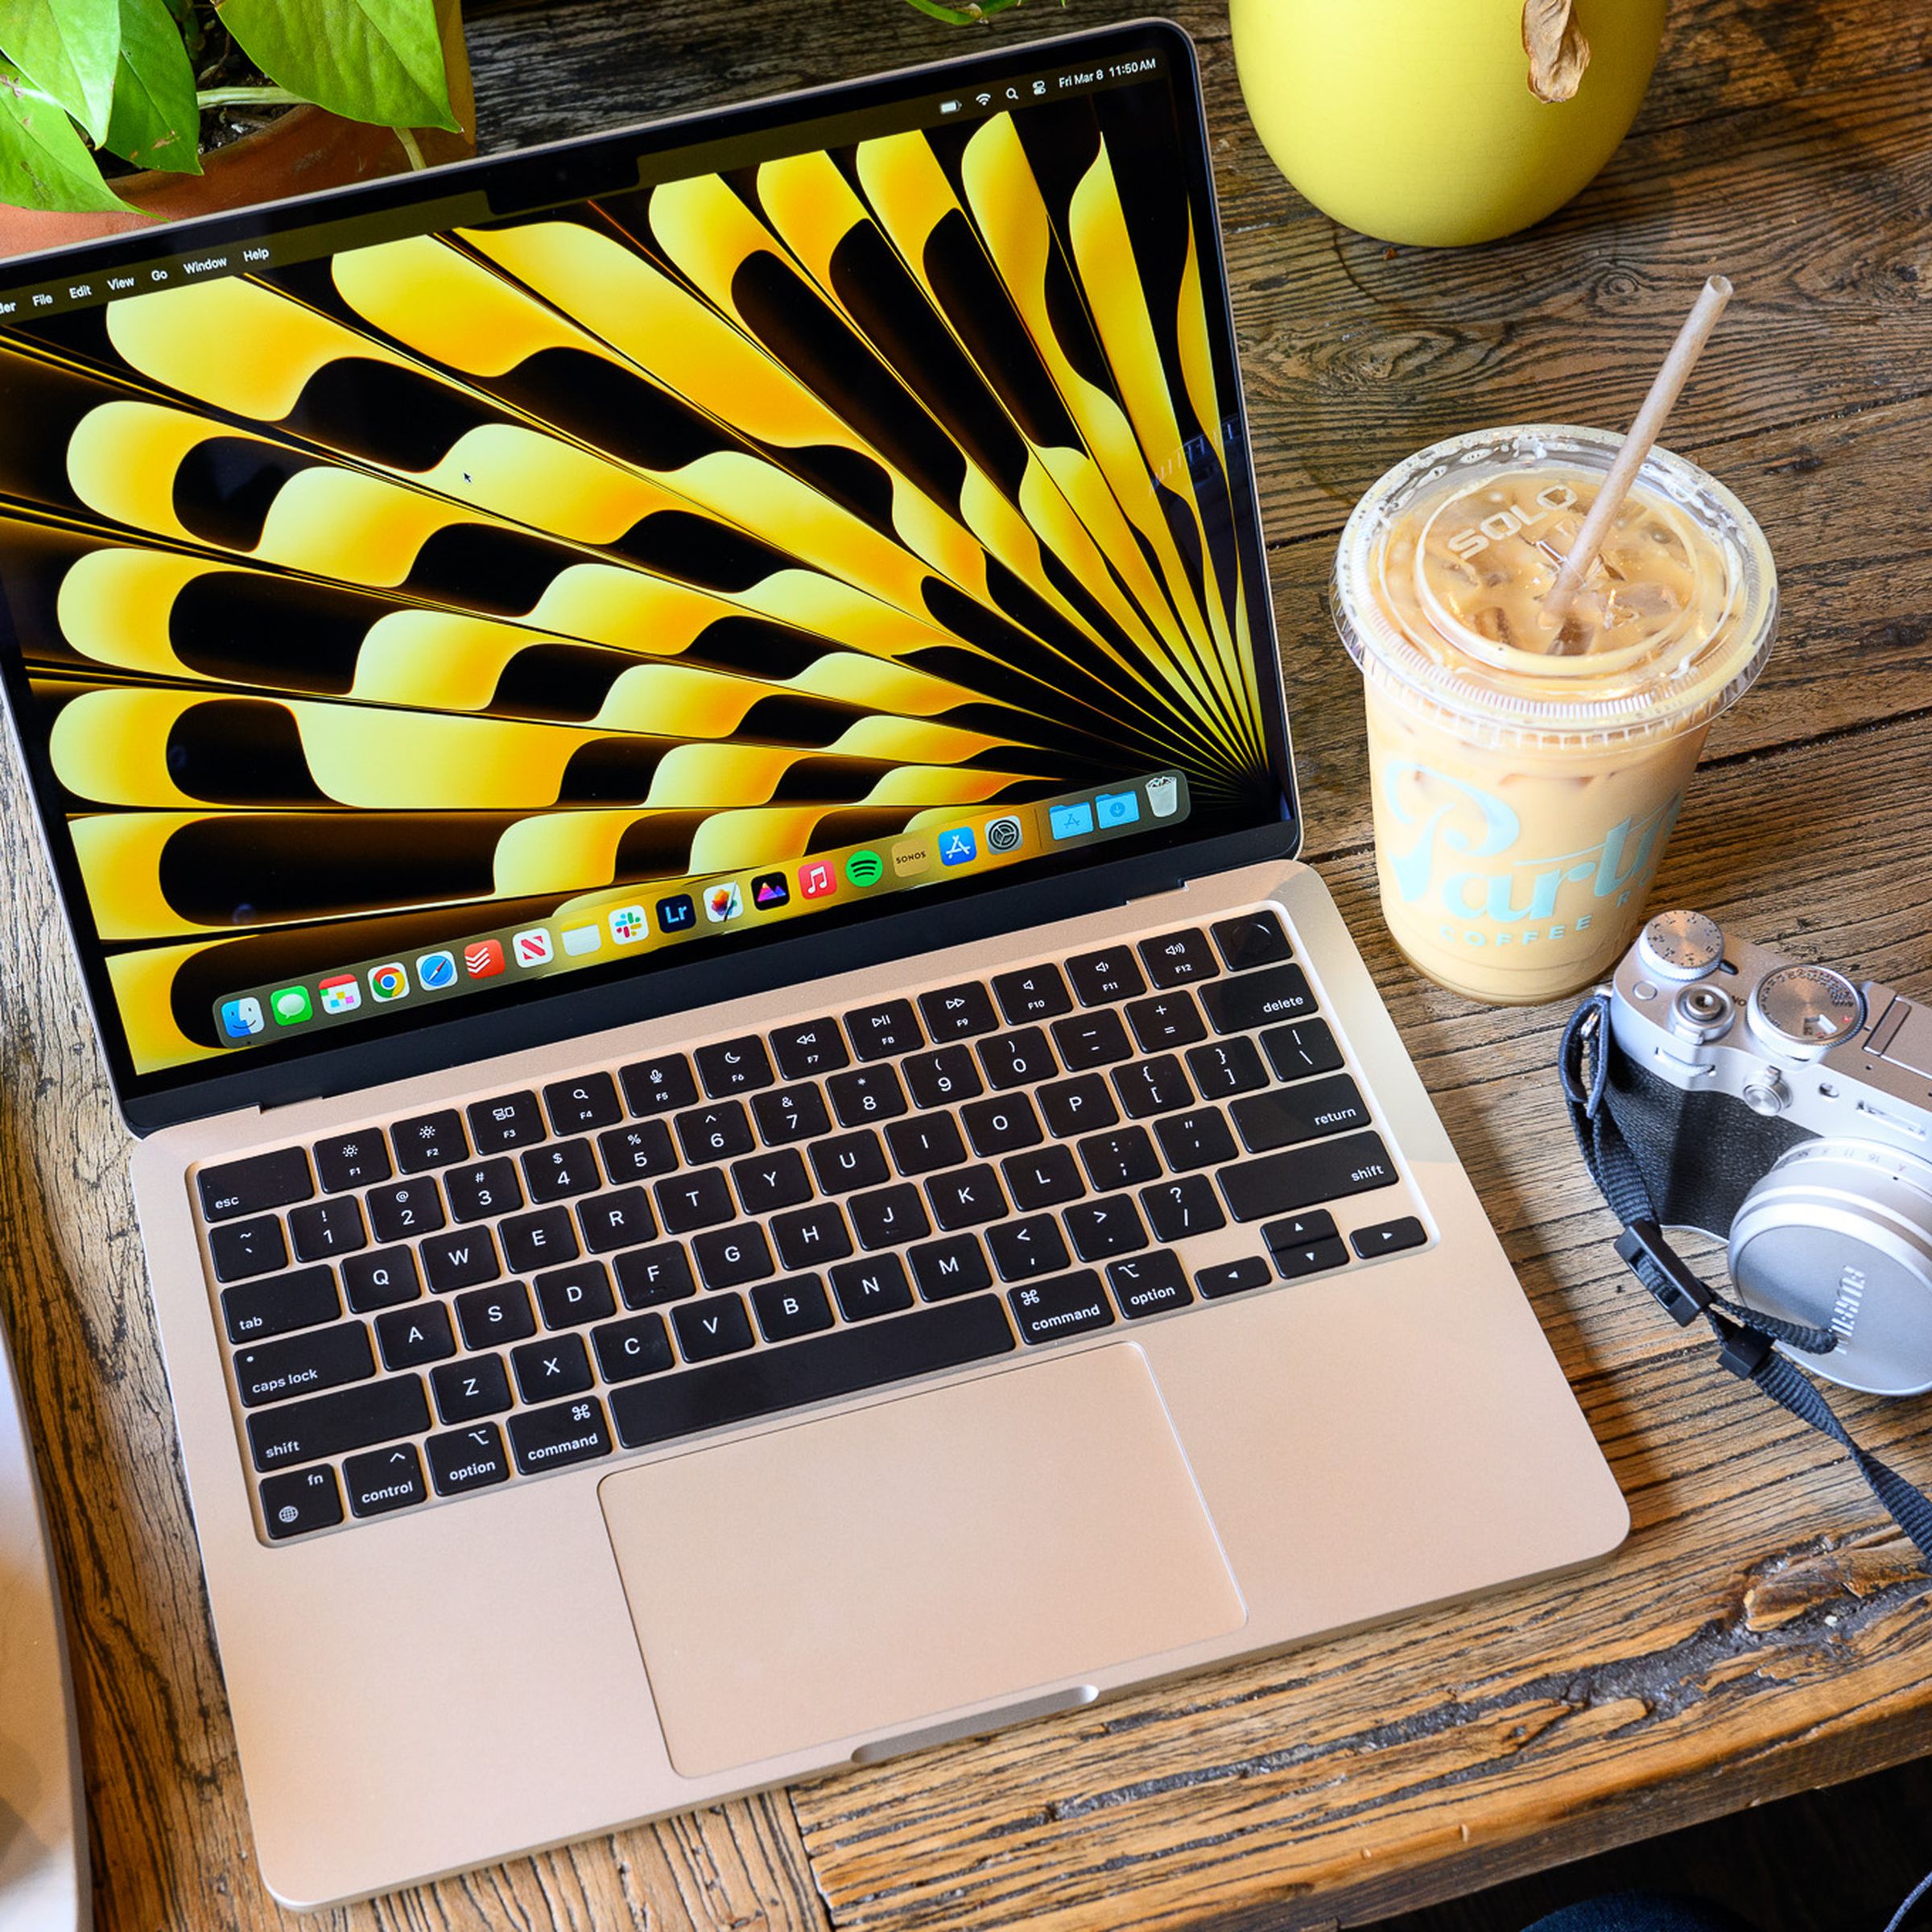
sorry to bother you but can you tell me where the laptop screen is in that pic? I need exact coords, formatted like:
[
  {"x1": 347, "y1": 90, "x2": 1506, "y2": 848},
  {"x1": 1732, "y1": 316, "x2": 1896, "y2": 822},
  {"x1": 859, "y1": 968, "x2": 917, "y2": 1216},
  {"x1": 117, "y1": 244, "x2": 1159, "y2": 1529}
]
[{"x1": 0, "y1": 22, "x2": 1291, "y2": 1114}]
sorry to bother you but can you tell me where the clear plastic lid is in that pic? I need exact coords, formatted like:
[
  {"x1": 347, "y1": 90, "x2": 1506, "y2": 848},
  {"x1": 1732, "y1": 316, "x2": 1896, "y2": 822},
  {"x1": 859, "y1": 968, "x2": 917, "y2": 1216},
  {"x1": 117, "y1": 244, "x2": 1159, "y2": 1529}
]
[{"x1": 1331, "y1": 425, "x2": 1777, "y2": 749}]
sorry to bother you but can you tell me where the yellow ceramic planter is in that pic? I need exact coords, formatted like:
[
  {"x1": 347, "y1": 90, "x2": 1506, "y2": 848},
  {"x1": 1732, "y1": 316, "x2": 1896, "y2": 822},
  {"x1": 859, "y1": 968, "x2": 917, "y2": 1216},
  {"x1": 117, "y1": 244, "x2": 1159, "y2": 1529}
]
[{"x1": 1228, "y1": 0, "x2": 1667, "y2": 246}]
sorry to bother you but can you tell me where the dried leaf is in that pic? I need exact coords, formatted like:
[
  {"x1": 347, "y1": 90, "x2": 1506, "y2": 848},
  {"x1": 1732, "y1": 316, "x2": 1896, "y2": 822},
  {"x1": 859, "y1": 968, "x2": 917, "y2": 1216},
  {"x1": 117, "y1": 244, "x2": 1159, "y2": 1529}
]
[{"x1": 1523, "y1": 0, "x2": 1591, "y2": 104}]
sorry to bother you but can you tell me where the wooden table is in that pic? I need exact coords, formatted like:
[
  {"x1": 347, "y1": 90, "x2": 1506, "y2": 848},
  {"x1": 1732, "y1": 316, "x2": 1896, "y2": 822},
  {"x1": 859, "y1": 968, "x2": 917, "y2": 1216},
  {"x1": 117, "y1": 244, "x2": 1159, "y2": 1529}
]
[{"x1": 4, "y1": 0, "x2": 1930, "y2": 1926}]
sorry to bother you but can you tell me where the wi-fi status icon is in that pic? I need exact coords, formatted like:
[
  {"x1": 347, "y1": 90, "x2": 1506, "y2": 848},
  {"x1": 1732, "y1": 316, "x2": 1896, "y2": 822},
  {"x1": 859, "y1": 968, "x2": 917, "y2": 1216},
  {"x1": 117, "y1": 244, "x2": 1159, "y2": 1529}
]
[{"x1": 975, "y1": 91, "x2": 992, "y2": 106}]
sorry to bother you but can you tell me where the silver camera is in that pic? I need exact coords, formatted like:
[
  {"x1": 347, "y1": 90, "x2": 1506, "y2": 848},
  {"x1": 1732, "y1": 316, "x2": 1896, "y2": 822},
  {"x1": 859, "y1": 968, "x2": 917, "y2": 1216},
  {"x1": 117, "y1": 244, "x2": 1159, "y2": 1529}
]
[{"x1": 1606, "y1": 910, "x2": 1932, "y2": 1396}]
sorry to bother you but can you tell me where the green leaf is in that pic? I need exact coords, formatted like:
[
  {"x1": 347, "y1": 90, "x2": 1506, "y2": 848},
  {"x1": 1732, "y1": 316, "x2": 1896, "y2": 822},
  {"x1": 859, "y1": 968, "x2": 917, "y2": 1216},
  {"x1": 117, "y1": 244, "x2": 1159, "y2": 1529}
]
[
  {"x1": 105, "y1": 0, "x2": 200, "y2": 173},
  {"x1": 214, "y1": 0, "x2": 456, "y2": 132},
  {"x1": 0, "y1": 58, "x2": 139, "y2": 212},
  {"x1": 0, "y1": 0, "x2": 122, "y2": 142}
]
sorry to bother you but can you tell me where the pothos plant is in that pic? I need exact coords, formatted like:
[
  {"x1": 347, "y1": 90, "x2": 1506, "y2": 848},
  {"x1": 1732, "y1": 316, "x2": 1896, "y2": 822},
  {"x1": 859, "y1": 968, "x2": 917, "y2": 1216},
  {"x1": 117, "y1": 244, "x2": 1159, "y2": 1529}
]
[{"x1": 0, "y1": 0, "x2": 460, "y2": 215}]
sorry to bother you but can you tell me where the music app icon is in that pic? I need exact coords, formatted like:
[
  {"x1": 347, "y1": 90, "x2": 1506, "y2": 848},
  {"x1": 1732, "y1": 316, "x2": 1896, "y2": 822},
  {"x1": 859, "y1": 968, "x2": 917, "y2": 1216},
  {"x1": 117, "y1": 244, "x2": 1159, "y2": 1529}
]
[{"x1": 799, "y1": 860, "x2": 836, "y2": 899}]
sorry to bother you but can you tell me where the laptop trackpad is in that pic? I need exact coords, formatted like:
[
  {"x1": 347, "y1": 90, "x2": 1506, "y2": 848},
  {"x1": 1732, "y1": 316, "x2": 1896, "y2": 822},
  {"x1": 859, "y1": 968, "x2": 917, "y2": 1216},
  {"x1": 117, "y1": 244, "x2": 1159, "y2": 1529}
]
[{"x1": 598, "y1": 1344, "x2": 1245, "y2": 1777}]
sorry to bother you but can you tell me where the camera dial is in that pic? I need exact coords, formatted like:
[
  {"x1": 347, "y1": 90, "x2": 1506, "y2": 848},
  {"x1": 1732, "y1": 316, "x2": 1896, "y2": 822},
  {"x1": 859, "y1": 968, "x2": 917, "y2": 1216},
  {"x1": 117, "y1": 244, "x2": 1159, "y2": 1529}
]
[
  {"x1": 1728, "y1": 1141, "x2": 1932, "y2": 1395},
  {"x1": 1637, "y1": 910, "x2": 1724, "y2": 982},
  {"x1": 1747, "y1": 964, "x2": 1864, "y2": 1062}
]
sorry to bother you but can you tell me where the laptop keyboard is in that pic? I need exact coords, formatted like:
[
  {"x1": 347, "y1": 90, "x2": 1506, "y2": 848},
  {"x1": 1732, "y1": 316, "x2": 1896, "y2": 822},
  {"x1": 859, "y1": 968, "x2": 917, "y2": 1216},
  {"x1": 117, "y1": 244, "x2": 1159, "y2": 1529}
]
[{"x1": 192, "y1": 908, "x2": 1429, "y2": 1543}]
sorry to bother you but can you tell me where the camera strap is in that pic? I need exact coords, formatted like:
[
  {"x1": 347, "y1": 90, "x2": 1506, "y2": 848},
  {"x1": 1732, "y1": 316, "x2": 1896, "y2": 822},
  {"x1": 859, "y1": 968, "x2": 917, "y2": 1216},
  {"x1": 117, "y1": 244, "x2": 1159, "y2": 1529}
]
[{"x1": 1560, "y1": 991, "x2": 1932, "y2": 1568}]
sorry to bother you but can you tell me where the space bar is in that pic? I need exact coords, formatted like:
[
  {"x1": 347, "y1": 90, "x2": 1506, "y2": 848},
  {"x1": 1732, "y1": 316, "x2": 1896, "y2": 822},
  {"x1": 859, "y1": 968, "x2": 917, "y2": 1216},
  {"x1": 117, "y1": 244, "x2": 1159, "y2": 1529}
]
[{"x1": 608, "y1": 1294, "x2": 1017, "y2": 1448}]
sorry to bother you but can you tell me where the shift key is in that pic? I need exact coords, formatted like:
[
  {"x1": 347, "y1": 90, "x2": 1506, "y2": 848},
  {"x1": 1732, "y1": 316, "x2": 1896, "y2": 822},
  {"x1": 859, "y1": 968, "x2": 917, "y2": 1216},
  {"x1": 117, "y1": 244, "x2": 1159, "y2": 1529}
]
[
  {"x1": 1219, "y1": 1131, "x2": 1400, "y2": 1223},
  {"x1": 247, "y1": 1375, "x2": 429, "y2": 1471}
]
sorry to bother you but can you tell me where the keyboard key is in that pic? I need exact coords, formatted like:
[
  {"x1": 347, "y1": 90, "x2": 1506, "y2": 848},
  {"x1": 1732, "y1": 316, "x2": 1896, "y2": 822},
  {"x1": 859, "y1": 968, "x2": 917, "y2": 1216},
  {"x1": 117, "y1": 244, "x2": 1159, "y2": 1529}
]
[
  {"x1": 1063, "y1": 1195, "x2": 1146, "y2": 1263},
  {"x1": 904, "y1": 1045, "x2": 982, "y2": 1108},
  {"x1": 1197, "y1": 1257, "x2": 1273, "y2": 1299},
  {"x1": 926, "y1": 1165, "x2": 1007, "y2": 1231},
  {"x1": 1212, "y1": 910, "x2": 1293, "y2": 971},
  {"x1": 989, "y1": 1216, "x2": 1071, "y2": 1282},
  {"x1": 511, "y1": 1333, "x2": 593, "y2": 1402},
  {"x1": 613, "y1": 1242, "x2": 697, "y2": 1307},
  {"x1": 376, "y1": 1301, "x2": 457, "y2": 1370},
  {"x1": 543, "y1": 1071, "x2": 621, "y2": 1135},
  {"x1": 1108, "y1": 1251, "x2": 1191, "y2": 1319},
  {"x1": 610, "y1": 1295, "x2": 1015, "y2": 1448},
  {"x1": 246, "y1": 1375, "x2": 429, "y2": 1472},
  {"x1": 962, "y1": 1093, "x2": 1042, "y2": 1158},
  {"x1": 993, "y1": 961, "x2": 1071, "y2": 1025},
  {"x1": 420, "y1": 1225, "x2": 499, "y2": 1294},
  {"x1": 752, "y1": 1276, "x2": 835, "y2": 1342},
  {"x1": 693, "y1": 1224, "x2": 774, "y2": 1291},
  {"x1": 771, "y1": 1200, "x2": 854, "y2": 1272},
  {"x1": 393, "y1": 1109, "x2": 468, "y2": 1173},
  {"x1": 260, "y1": 1464, "x2": 343, "y2": 1539},
  {"x1": 502, "y1": 1204, "x2": 580, "y2": 1272},
  {"x1": 535, "y1": 1260, "x2": 617, "y2": 1327},
  {"x1": 811, "y1": 1129, "x2": 890, "y2": 1195},
  {"x1": 1039, "y1": 1074, "x2": 1118, "y2": 1138},
  {"x1": 886, "y1": 1112, "x2": 968, "y2": 1177},
  {"x1": 909, "y1": 1233, "x2": 992, "y2": 1301},
  {"x1": 344, "y1": 1443, "x2": 427, "y2": 1519},
  {"x1": 234, "y1": 1323, "x2": 374, "y2": 1407},
  {"x1": 1187, "y1": 1036, "x2": 1269, "y2": 1100},
  {"x1": 753, "y1": 1083, "x2": 832, "y2": 1146},
  {"x1": 849, "y1": 1183, "x2": 930, "y2": 1251},
  {"x1": 1200, "y1": 964, "x2": 1316, "y2": 1035},
  {"x1": 1001, "y1": 1144, "x2": 1084, "y2": 1212},
  {"x1": 1009, "y1": 1270, "x2": 1113, "y2": 1344},
  {"x1": 208, "y1": 1214, "x2": 288, "y2": 1283},
  {"x1": 1051, "y1": 1009, "x2": 1133, "y2": 1071},
  {"x1": 454, "y1": 1282, "x2": 535, "y2": 1350},
  {"x1": 1154, "y1": 1107, "x2": 1239, "y2": 1172},
  {"x1": 508, "y1": 1396, "x2": 613, "y2": 1475},
  {"x1": 674, "y1": 1294, "x2": 756, "y2": 1362},
  {"x1": 770, "y1": 1018, "x2": 848, "y2": 1080},
  {"x1": 731, "y1": 1149, "x2": 811, "y2": 1216},
  {"x1": 1352, "y1": 1216, "x2": 1428, "y2": 1260},
  {"x1": 599, "y1": 1118, "x2": 679, "y2": 1183},
  {"x1": 830, "y1": 1254, "x2": 914, "y2": 1321},
  {"x1": 1076, "y1": 1126, "x2": 1159, "y2": 1191},
  {"x1": 1114, "y1": 1055, "x2": 1193, "y2": 1120},
  {"x1": 522, "y1": 1138, "x2": 604, "y2": 1202},
  {"x1": 674, "y1": 1103, "x2": 755, "y2": 1167},
  {"x1": 844, "y1": 999, "x2": 923, "y2": 1060},
  {"x1": 592, "y1": 1312, "x2": 675, "y2": 1382},
  {"x1": 366, "y1": 1177, "x2": 444, "y2": 1244},
  {"x1": 444, "y1": 1158, "x2": 522, "y2": 1224},
  {"x1": 1141, "y1": 1175, "x2": 1226, "y2": 1244},
  {"x1": 1261, "y1": 1210, "x2": 1339, "y2": 1250},
  {"x1": 312, "y1": 1131, "x2": 390, "y2": 1195},
  {"x1": 221, "y1": 1265, "x2": 340, "y2": 1347},
  {"x1": 1260, "y1": 1018, "x2": 1346, "y2": 1083},
  {"x1": 621, "y1": 1054, "x2": 698, "y2": 1116},
  {"x1": 1219, "y1": 1132, "x2": 1399, "y2": 1223},
  {"x1": 919, "y1": 981, "x2": 999, "y2": 1041},
  {"x1": 1273, "y1": 1234, "x2": 1351, "y2": 1281},
  {"x1": 199, "y1": 1147, "x2": 312, "y2": 1223},
  {"x1": 656, "y1": 1169, "x2": 735, "y2": 1233},
  {"x1": 1138, "y1": 927, "x2": 1220, "y2": 988},
  {"x1": 467, "y1": 1091, "x2": 544, "y2": 1153},
  {"x1": 1231, "y1": 1075, "x2": 1371, "y2": 1153},
  {"x1": 697, "y1": 1034, "x2": 774, "y2": 1097},
  {"x1": 1125, "y1": 992, "x2": 1207, "y2": 1054},
  {"x1": 427, "y1": 1422, "x2": 511, "y2": 1496},
  {"x1": 978, "y1": 1027, "x2": 1056, "y2": 1091},
  {"x1": 1066, "y1": 947, "x2": 1146, "y2": 1005},
  {"x1": 828, "y1": 1063, "x2": 907, "y2": 1127},
  {"x1": 342, "y1": 1246, "x2": 420, "y2": 1312}
]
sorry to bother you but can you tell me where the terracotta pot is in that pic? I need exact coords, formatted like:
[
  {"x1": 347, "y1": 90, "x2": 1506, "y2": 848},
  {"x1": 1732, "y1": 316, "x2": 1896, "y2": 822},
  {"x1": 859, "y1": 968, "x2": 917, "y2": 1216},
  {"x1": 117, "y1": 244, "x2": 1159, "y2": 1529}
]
[{"x1": 0, "y1": 0, "x2": 474, "y2": 261}]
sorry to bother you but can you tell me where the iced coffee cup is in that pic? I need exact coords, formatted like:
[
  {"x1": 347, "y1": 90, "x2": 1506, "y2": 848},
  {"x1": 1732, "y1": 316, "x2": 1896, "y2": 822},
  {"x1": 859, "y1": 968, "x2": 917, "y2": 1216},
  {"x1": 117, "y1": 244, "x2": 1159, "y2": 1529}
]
[{"x1": 1332, "y1": 425, "x2": 1777, "y2": 1005}]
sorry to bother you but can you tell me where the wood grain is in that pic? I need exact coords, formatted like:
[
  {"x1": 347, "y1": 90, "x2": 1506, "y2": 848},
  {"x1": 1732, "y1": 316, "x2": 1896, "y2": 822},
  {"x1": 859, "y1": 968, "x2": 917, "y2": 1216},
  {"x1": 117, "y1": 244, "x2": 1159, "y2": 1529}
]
[{"x1": 2, "y1": 0, "x2": 1928, "y2": 1929}]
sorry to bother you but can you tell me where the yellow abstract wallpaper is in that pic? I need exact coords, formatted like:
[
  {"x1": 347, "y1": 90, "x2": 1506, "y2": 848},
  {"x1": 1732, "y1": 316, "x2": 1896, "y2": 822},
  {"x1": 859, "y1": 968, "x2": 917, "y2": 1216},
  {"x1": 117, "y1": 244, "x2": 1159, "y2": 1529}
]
[{"x1": 0, "y1": 80, "x2": 1274, "y2": 1077}]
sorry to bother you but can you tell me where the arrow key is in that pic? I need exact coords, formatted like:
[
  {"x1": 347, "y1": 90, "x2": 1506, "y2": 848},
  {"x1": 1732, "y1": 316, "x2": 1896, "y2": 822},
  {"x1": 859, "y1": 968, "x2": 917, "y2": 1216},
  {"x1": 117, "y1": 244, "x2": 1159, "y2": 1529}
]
[{"x1": 1350, "y1": 1216, "x2": 1428, "y2": 1260}]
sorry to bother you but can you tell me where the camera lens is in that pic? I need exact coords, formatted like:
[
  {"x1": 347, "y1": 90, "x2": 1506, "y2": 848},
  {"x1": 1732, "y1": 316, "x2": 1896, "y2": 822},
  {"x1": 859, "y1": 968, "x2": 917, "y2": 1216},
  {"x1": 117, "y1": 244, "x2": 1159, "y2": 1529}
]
[{"x1": 1727, "y1": 1141, "x2": 1932, "y2": 1395}]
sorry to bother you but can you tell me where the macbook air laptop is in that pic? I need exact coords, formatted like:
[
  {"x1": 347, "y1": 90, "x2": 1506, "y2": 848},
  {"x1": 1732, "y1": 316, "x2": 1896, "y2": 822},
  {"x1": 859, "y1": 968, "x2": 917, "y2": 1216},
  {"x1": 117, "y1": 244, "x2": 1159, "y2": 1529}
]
[{"x1": 0, "y1": 19, "x2": 1626, "y2": 1909}]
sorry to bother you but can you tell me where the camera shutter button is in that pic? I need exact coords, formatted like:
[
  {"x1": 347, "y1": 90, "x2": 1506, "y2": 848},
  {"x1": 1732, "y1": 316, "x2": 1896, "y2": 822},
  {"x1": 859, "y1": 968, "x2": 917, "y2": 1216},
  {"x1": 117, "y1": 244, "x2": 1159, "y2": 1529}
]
[{"x1": 1742, "y1": 1067, "x2": 1790, "y2": 1116}]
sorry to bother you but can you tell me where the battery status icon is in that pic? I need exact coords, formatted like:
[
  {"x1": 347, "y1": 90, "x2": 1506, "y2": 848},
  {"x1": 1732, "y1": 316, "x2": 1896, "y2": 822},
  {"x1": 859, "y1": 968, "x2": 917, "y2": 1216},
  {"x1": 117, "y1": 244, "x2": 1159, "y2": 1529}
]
[{"x1": 941, "y1": 98, "x2": 960, "y2": 113}]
